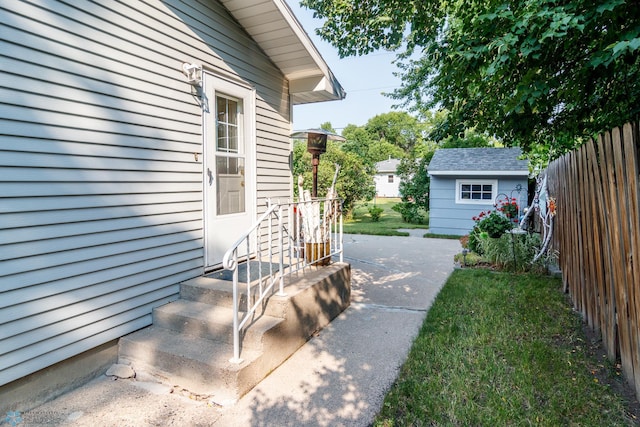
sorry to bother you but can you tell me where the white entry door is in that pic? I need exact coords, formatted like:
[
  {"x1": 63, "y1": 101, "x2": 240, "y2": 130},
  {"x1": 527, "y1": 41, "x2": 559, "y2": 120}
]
[{"x1": 203, "y1": 73, "x2": 256, "y2": 268}]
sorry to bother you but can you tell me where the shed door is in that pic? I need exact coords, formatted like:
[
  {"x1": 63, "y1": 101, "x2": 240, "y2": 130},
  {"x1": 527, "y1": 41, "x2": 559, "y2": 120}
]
[{"x1": 203, "y1": 74, "x2": 256, "y2": 268}]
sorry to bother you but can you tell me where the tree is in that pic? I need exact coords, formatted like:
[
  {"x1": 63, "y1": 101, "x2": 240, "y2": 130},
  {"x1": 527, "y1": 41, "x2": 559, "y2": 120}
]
[
  {"x1": 341, "y1": 111, "x2": 427, "y2": 164},
  {"x1": 363, "y1": 111, "x2": 425, "y2": 154},
  {"x1": 390, "y1": 154, "x2": 433, "y2": 223},
  {"x1": 439, "y1": 128, "x2": 497, "y2": 149},
  {"x1": 341, "y1": 124, "x2": 404, "y2": 164},
  {"x1": 301, "y1": 0, "x2": 640, "y2": 155},
  {"x1": 398, "y1": 155, "x2": 433, "y2": 210},
  {"x1": 318, "y1": 121, "x2": 336, "y2": 133}
]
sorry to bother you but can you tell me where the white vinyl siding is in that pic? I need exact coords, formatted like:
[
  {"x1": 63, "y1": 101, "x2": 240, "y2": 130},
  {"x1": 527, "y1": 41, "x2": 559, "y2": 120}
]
[
  {"x1": 0, "y1": 0, "x2": 291, "y2": 387},
  {"x1": 374, "y1": 173, "x2": 401, "y2": 197}
]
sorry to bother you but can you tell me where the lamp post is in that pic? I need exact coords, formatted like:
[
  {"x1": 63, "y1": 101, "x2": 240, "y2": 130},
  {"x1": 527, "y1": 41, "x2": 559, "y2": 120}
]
[{"x1": 290, "y1": 129, "x2": 346, "y2": 198}]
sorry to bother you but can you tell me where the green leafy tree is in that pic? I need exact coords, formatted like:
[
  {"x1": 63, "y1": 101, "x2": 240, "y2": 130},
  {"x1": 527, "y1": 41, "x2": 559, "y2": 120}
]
[
  {"x1": 364, "y1": 111, "x2": 426, "y2": 154},
  {"x1": 395, "y1": 153, "x2": 433, "y2": 212},
  {"x1": 413, "y1": 139, "x2": 438, "y2": 159},
  {"x1": 341, "y1": 112, "x2": 426, "y2": 163},
  {"x1": 440, "y1": 128, "x2": 497, "y2": 149},
  {"x1": 340, "y1": 124, "x2": 370, "y2": 159},
  {"x1": 302, "y1": 0, "x2": 640, "y2": 155},
  {"x1": 368, "y1": 140, "x2": 405, "y2": 163},
  {"x1": 390, "y1": 153, "x2": 434, "y2": 224},
  {"x1": 318, "y1": 121, "x2": 336, "y2": 133}
]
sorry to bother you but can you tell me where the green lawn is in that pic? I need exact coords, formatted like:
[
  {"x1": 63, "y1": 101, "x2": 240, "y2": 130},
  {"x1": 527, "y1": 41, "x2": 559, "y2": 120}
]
[
  {"x1": 343, "y1": 198, "x2": 429, "y2": 236},
  {"x1": 375, "y1": 269, "x2": 637, "y2": 426}
]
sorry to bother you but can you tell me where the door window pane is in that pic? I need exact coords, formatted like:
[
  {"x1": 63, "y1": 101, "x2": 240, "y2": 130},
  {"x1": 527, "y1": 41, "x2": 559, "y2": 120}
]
[
  {"x1": 217, "y1": 124, "x2": 227, "y2": 151},
  {"x1": 217, "y1": 97, "x2": 227, "y2": 122},
  {"x1": 229, "y1": 126, "x2": 238, "y2": 152},
  {"x1": 216, "y1": 156, "x2": 245, "y2": 215},
  {"x1": 227, "y1": 99, "x2": 238, "y2": 124},
  {"x1": 215, "y1": 94, "x2": 245, "y2": 216},
  {"x1": 216, "y1": 96, "x2": 239, "y2": 154}
]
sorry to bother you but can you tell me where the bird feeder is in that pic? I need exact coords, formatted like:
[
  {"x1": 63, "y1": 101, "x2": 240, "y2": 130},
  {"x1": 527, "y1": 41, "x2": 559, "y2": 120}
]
[{"x1": 290, "y1": 128, "x2": 345, "y2": 197}]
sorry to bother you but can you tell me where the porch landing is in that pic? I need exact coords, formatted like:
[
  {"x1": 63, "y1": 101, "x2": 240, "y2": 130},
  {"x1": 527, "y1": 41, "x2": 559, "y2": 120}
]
[{"x1": 117, "y1": 262, "x2": 350, "y2": 405}]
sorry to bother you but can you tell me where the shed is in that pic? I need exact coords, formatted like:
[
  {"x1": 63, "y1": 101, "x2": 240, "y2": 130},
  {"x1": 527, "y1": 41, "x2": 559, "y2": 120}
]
[
  {"x1": 0, "y1": 0, "x2": 343, "y2": 395},
  {"x1": 428, "y1": 148, "x2": 529, "y2": 236},
  {"x1": 374, "y1": 158, "x2": 401, "y2": 197}
]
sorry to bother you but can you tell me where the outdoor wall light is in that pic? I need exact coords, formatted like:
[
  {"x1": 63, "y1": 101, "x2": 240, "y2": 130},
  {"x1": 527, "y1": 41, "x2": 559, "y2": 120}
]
[
  {"x1": 182, "y1": 62, "x2": 202, "y2": 87},
  {"x1": 291, "y1": 129, "x2": 345, "y2": 198}
]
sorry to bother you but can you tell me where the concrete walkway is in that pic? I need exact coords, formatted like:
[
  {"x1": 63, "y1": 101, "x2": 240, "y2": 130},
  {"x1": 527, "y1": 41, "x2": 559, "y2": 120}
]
[{"x1": 27, "y1": 235, "x2": 460, "y2": 427}]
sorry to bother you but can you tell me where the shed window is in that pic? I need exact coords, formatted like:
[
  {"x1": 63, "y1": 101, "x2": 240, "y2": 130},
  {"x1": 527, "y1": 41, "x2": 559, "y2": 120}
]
[
  {"x1": 455, "y1": 179, "x2": 498, "y2": 204},
  {"x1": 388, "y1": 175, "x2": 394, "y2": 183}
]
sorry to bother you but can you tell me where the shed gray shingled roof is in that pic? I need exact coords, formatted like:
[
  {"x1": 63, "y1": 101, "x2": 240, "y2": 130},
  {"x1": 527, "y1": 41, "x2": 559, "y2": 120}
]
[
  {"x1": 428, "y1": 147, "x2": 528, "y2": 174},
  {"x1": 375, "y1": 158, "x2": 401, "y2": 173}
]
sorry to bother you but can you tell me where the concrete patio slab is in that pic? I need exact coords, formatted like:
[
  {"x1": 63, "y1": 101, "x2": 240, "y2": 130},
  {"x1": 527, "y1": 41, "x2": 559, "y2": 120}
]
[{"x1": 20, "y1": 235, "x2": 460, "y2": 426}]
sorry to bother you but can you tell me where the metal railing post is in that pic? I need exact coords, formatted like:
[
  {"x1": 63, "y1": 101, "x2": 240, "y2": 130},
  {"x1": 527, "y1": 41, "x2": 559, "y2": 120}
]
[
  {"x1": 223, "y1": 197, "x2": 343, "y2": 363},
  {"x1": 339, "y1": 200, "x2": 344, "y2": 263},
  {"x1": 277, "y1": 204, "x2": 285, "y2": 296},
  {"x1": 229, "y1": 251, "x2": 242, "y2": 364}
]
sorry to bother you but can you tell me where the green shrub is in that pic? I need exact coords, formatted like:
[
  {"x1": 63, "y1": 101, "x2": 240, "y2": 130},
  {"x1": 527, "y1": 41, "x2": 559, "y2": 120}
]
[
  {"x1": 468, "y1": 226, "x2": 487, "y2": 254},
  {"x1": 479, "y1": 232, "x2": 546, "y2": 272},
  {"x1": 473, "y1": 210, "x2": 513, "y2": 238},
  {"x1": 454, "y1": 250, "x2": 485, "y2": 266},
  {"x1": 391, "y1": 202, "x2": 427, "y2": 224},
  {"x1": 368, "y1": 205, "x2": 384, "y2": 222},
  {"x1": 469, "y1": 209, "x2": 514, "y2": 255}
]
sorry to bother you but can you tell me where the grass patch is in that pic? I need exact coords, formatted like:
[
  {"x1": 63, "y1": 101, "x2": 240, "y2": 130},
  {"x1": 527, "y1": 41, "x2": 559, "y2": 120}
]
[
  {"x1": 343, "y1": 198, "x2": 428, "y2": 236},
  {"x1": 424, "y1": 233, "x2": 462, "y2": 240},
  {"x1": 375, "y1": 269, "x2": 636, "y2": 426}
]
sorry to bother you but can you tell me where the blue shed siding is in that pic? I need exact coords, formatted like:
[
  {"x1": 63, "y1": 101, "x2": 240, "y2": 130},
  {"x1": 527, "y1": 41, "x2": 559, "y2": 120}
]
[{"x1": 429, "y1": 176, "x2": 528, "y2": 236}]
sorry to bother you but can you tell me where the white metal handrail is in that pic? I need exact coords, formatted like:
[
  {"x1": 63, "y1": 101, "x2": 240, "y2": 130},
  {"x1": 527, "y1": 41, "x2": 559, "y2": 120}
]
[{"x1": 222, "y1": 197, "x2": 343, "y2": 363}]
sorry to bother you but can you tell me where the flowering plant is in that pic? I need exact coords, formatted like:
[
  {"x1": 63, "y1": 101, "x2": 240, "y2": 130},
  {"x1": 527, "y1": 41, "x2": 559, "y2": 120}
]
[
  {"x1": 468, "y1": 201, "x2": 517, "y2": 253},
  {"x1": 496, "y1": 196, "x2": 519, "y2": 220},
  {"x1": 472, "y1": 210, "x2": 513, "y2": 238}
]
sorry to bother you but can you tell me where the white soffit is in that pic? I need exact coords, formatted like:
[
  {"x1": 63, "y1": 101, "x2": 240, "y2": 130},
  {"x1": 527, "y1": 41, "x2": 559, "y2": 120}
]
[{"x1": 220, "y1": 0, "x2": 346, "y2": 104}]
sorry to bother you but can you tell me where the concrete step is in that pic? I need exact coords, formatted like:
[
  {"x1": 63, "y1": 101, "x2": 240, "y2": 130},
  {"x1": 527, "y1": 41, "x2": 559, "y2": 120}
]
[
  {"x1": 118, "y1": 262, "x2": 351, "y2": 404},
  {"x1": 179, "y1": 276, "x2": 246, "y2": 310},
  {"x1": 180, "y1": 264, "x2": 350, "y2": 320},
  {"x1": 118, "y1": 326, "x2": 262, "y2": 405},
  {"x1": 153, "y1": 299, "x2": 283, "y2": 350}
]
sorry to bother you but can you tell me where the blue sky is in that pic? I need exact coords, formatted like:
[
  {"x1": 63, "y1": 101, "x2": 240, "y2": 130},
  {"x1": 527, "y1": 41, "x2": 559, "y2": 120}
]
[{"x1": 286, "y1": 1, "x2": 406, "y2": 133}]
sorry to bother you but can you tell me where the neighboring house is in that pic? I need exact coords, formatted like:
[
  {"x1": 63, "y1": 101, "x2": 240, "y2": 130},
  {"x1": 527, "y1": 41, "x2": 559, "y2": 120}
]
[
  {"x1": 0, "y1": 0, "x2": 344, "y2": 399},
  {"x1": 428, "y1": 148, "x2": 529, "y2": 236},
  {"x1": 374, "y1": 158, "x2": 401, "y2": 197}
]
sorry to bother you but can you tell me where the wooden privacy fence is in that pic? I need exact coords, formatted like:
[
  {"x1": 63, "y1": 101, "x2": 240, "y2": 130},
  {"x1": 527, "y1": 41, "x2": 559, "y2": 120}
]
[{"x1": 547, "y1": 120, "x2": 640, "y2": 397}]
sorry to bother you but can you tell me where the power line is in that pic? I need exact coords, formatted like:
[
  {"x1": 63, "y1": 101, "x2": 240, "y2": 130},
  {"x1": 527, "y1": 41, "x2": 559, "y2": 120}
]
[{"x1": 346, "y1": 85, "x2": 400, "y2": 93}]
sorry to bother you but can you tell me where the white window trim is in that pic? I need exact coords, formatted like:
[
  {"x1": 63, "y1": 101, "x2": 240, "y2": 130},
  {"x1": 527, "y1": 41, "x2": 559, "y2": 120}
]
[{"x1": 455, "y1": 179, "x2": 498, "y2": 204}]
